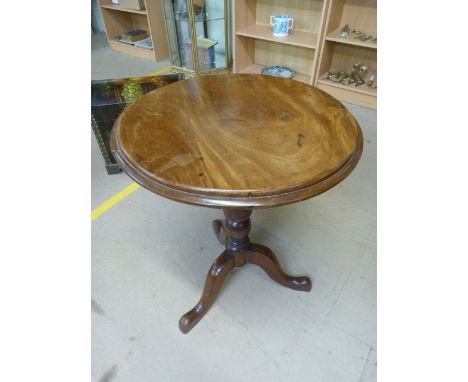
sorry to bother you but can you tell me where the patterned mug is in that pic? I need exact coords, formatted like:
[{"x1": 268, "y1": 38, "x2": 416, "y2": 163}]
[{"x1": 270, "y1": 14, "x2": 294, "y2": 37}]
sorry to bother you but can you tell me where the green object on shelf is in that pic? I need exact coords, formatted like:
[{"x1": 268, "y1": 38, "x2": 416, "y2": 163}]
[{"x1": 196, "y1": 37, "x2": 218, "y2": 48}]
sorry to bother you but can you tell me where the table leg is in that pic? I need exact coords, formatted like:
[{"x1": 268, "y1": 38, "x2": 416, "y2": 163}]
[
  {"x1": 179, "y1": 209, "x2": 312, "y2": 333},
  {"x1": 179, "y1": 250, "x2": 234, "y2": 334},
  {"x1": 246, "y1": 243, "x2": 312, "y2": 292}
]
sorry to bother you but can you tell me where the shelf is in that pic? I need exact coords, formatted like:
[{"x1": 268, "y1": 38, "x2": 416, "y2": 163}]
[
  {"x1": 236, "y1": 24, "x2": 318, "y2": 49},
  {"x1": 109, "y1": 40, "x2": 154, "y2": 60},
  {"x1": 101, "y1": 4, "x2": 147, "y2": 15},
  {"x1": 239, "y1": 64, "x2": 311, "y2": 85},
  {"x1": 98, "y1": 0, "x2": 169, "y2": 61},
  {"x1": 317, "y1": 75, "x2": 376, "y2": 97},
  {"x1": 326, "y1": 28, "x2": 377, "y2": 49}
]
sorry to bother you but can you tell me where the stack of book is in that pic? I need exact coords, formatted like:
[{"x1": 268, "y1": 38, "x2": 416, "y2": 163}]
[{"x1": 118, "y1": 29, "x2": 150, "y2": 48}]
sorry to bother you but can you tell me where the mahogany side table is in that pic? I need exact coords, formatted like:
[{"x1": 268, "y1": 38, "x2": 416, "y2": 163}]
[{"x1": 111, "y1": 74, "x2": 363, "y2": 334}]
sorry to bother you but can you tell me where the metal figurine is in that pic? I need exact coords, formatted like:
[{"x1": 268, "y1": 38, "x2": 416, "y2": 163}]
[
  {"x1": 340, "y1": 24, "x2": 351, "y2": 38},
  {"x1": 326, "y1": 70, "x2": 348, "y2": 83},
  {"x1": 327, "y1": 63, "x2": 375, "y2": 89},
  {"x1": 351, "y1": 62, "x2": 368, "y2": 87},
  {"x1": 366, "y1": 75, "x2": 375, "y2": 88},
  {"x1": 355, "y1": 33, "x2": 373, "y2": 41},
  {"x1": 341, "y1": 77, "x2": 355, "y2": 86}
]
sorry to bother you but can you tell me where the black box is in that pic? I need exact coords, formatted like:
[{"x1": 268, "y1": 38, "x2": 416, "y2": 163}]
[{"x1": 91, "y1": 73, "x2": 185, "y2": 175}]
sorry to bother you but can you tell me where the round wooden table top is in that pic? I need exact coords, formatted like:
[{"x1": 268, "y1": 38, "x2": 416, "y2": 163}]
[{"x1": 111, "y1": 74, "x2": 363, "y2": 209}]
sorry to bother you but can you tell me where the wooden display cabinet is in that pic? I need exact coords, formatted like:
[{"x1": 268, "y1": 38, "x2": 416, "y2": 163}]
[
  {"x1": 232, "y1": 0, "x2": 377, "y2": 109},
  {"x1": 98, "y1": 0, "x2": 169, "y2": 61},
  {"x1": 315, "y1": 0, "x2": 377, "y2": 109},
  {"x1": 232, "y1": 0, "x2": 328, "y2": 84}
]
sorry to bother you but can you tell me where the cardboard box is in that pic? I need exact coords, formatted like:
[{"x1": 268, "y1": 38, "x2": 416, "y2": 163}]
[{"x1": 119, "y1": 0, "x2": 145, "y2": 11}]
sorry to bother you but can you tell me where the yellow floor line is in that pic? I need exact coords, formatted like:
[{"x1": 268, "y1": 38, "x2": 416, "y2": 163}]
[
  {"x1": 91, "y1": 182, "x2": 140, "y2": 221},
  {"x1": 148, "y1": 65, "x2": 172, "y2": 76}
]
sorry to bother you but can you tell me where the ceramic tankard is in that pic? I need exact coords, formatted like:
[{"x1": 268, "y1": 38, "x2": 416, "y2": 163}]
[{"x1": 270, "y1": 14, "x2": 294, "y2": 37}]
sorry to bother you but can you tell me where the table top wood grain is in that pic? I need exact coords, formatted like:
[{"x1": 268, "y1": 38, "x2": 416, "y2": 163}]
[{"x1": 111, "y1": 74, "x2": 363, "y2": 208}]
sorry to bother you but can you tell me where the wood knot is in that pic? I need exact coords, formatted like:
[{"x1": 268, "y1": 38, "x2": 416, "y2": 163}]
[{"x1": 297, "y1": 133, "x2": 305, "y2": 147}]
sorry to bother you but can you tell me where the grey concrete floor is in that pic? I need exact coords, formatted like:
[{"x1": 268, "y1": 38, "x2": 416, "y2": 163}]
[
  {"x1": 92, "y1": 32, "x2": 171, "y2": 80},
  {"x1": 91, "y1": 32, "x2": 377, "y2": 382}
]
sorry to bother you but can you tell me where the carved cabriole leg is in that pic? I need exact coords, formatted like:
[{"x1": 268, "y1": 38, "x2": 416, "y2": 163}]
[
  {"x1": 179, "y1": 210, "x2": 251, "y2": 334},
  {"x1": 246, "y1": 244, "x2": 312, "y2": 291},
  {"x1": 179, "y1": 250, "x2": 234, "y2": 334},
  {"x1": 179, "y1": 209, "x2": 311, "y2": 334}
]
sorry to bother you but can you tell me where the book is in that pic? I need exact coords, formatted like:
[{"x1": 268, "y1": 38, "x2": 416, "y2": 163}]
[
  {"x1": 195, "y1": 37, "x2": 217, "y2": 48},
  {"x1": 134, "y1": 37, "x2": 153, "y2": 49},
  {"x1": 118, "y1": 38, "x2": 134, "y2": 45},
  {"x1": 120, "y1": 29, "x2": 148, "y2": 42}
]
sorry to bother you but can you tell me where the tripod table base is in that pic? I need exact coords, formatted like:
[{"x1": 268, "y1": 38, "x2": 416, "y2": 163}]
[{"x1": 179, "y1": 209, "x2": 312, "y2": 334}]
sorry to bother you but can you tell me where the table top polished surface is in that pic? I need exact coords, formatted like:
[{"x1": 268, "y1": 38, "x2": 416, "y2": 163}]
[{"x1": 111, "y1": 74, "x2": 363, "y2": 208}]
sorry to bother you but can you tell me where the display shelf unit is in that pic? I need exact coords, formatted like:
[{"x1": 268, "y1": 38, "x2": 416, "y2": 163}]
[
  {"x1": 98, "y1": 0, "x2": 169, "y2": 61},
  {"x1": 232, "y1": 0, "x2": 329, "y2": 84},
  {"x1": 314, "y1": 0, "x2": 377, "y2": 109}
]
